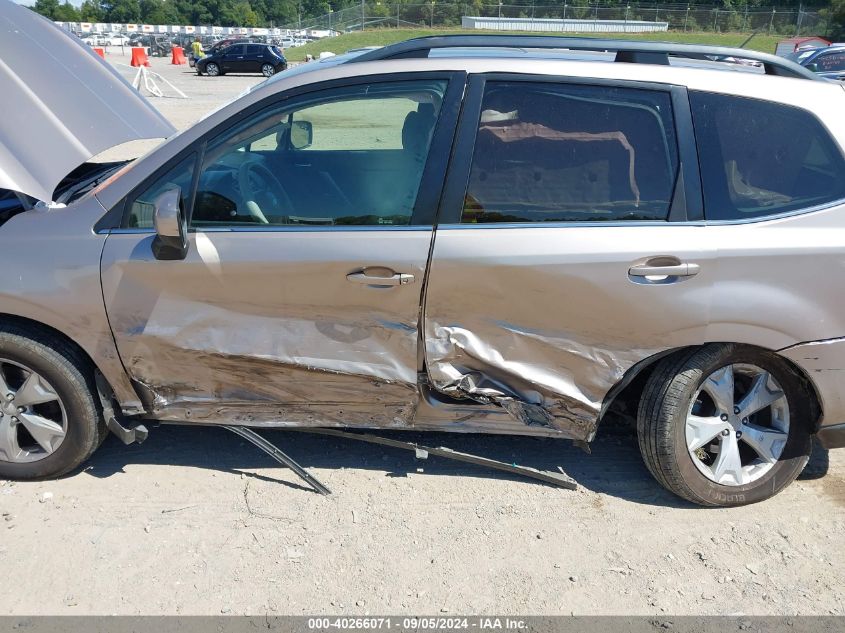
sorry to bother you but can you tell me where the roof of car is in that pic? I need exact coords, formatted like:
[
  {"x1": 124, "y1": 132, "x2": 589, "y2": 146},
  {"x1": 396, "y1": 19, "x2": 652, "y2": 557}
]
[{"x1": 346, "y1": 35, "x2": 818, "y2": 80}]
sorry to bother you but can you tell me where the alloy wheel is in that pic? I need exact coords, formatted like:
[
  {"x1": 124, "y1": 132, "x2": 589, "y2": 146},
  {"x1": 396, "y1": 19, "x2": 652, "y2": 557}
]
[
  {"x1": 206, "y1": 63, "x2": 220, "y2": 77},
  {"x1": 686, "y1": 363, "x2": 790, "y2": 486},
  {"x1": 0, "y1": 359, "x2": 67, "y2": 463},
  {"x1": 262, "y1": 64, "x2": 275, "y2": 77}
]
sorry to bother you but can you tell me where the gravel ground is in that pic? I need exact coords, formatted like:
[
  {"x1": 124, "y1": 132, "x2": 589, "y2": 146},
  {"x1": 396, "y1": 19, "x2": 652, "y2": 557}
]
[{"x1": 0, "y1": 56, "x2": 843, "y2": 616}]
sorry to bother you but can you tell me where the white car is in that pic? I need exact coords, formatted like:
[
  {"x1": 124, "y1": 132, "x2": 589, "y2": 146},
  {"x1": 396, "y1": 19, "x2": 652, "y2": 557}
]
[{"x1": 107, "y1": 34, "x2": 131, "y2": 46}]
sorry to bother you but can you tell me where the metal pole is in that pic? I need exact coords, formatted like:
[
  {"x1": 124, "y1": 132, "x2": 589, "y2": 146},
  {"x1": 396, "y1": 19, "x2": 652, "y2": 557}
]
[
  {"x1": 769, "y1": 7, "x2": 775, "y2": 34},
  {"x1": 684, "y1": 5, "x2": 689, "y2": 32},
  {"x1": 431, "y1": 1, "x2": 435, "y2": 28},
  {"x1": 361, "y1": 0, "x2": 365, "y2": 32},
  {"x1": 795, "y1": 3, "x2": 803, "y2": 36}
]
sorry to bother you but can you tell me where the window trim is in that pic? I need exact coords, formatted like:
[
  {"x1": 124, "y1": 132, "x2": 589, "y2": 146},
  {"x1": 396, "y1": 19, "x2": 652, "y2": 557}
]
[
  {"x1": 107, "y1": 71, "x2": 467, "y2": 233},
  {"x1": 434, "y1": 72, "x2": 702, "y2": 226}
]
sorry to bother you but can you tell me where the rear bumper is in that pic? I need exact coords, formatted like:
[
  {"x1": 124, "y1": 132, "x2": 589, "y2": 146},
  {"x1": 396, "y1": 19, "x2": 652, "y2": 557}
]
[{"x1": 779, "y1": 337, "x2": 845, "y2": 448}]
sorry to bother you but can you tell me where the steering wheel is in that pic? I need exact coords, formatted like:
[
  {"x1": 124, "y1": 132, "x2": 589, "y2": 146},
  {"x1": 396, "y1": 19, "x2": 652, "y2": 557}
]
[{"x1": 237, "y1": 159, "x2": 293, "y2": 224}]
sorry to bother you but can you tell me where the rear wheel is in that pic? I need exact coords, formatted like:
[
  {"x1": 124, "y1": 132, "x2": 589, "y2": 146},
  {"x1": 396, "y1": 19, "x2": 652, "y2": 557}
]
[
  {"x1": 261, "y1": 63, "x2": 276, "y2": 77},
  {"x1": 637, "y1": 344, "x2": 812, "y2": 506},
  {"x1": 205, "y1": 62, "x2": 220, "y2": 77},
  {"x1": 0, "y1": 327, "x2": 104, "y2": 480}
]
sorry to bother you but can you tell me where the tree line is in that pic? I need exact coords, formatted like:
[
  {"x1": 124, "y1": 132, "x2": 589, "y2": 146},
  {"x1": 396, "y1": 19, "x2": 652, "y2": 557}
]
[{"x1": 29, "y1": 0, "x2": 843, "y2": 36}]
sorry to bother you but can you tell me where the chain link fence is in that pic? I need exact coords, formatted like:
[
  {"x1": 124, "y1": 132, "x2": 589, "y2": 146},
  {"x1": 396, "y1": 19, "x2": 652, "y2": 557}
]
[{"x1": 287, "y1": 2, "x2": 829, "y2": 37}]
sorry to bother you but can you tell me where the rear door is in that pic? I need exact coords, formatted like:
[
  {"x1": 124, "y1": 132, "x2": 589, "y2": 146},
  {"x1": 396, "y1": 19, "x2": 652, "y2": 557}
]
[
  {"x1": 423, "y1": 75, "x2": 713, "y2": 440},
  {"x1": 244, "y1": 44, "x2": 264, "y2": 72},
  {"x1": 101, "y1": 73, "x2": 464, "y2": 426}
]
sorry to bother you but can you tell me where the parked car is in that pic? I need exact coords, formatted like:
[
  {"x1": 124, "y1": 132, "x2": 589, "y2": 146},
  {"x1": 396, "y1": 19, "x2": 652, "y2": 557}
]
[
  {"x1": 107, "y1": 33, "x2": 131, "y2": 46},
  {"x1": 789, "y1": 44, "x2": 845, "y2": 80},
  {"x1": 196, "y1": 42, "x2": 287, "y2": 77},
  {"x1": 206, "y1": 36, "x2": 263, "y2": 56},
  {"x1": 79, "y1": 32, "x2": 108, "y2": 46},
  {"x1": 2, "y1": 3, "x2": 844, "y2": 506}
]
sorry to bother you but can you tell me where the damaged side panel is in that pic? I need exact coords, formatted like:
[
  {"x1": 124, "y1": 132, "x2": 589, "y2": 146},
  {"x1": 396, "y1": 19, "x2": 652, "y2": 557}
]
[
  {"x1": 421, "y1": 225, "x2": 712, "y2": 441},
  {"x1": 100, "y1": 229, "x2": 433, "y2": 427}
]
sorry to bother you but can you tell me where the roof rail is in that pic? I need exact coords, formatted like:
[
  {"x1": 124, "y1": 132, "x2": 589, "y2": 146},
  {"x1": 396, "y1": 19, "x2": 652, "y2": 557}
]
[{"x1": 347, "y1": 34, "x2": 819, "y2": 80}]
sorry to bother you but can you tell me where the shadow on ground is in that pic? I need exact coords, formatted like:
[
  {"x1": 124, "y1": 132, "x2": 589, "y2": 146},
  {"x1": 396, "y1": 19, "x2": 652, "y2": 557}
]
[{"x1": 79, "y1": 422, "x2": 830, "y2": 509}]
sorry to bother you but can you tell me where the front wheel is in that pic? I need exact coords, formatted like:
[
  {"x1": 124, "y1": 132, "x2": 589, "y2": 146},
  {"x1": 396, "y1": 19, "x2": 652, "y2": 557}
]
[
  {"x1": 261, "y1": 63, "x2": 276, "y2": 77},
  {"x1": 637, "y1": 344, "x2": 812, "y2": 506},
  {"x1": 205, "y1": 62, "x2": 220, "y2": 77},
  {"x1": 0, "y1": 326, "x2": 105, "y2": 480}
]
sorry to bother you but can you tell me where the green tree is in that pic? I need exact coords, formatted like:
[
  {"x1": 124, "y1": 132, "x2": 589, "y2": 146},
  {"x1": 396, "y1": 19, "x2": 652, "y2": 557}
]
[
  {"x1": 140, "y1": 0, "x2": 180, "y2": 23},
  {"x1": 32, "y1": 0, "x2": 60, "y2": 19},
  {"x1": 79, "y1": 0, "x2": 104, "y2": 21},
  {"x1": 54, "y1": 0, "x2": 81, "y2": 20},
  {"x1": 829, "y1": 0, "x2": 845, "y2": 39},
  {"x1": 102, "y1": 0, "x2": 142, "y2": 22}
]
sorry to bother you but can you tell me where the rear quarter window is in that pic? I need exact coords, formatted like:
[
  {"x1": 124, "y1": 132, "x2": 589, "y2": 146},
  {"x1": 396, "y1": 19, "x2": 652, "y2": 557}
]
[{"x1": 690, "y1": 92, "x2": 845, "y2": 221}]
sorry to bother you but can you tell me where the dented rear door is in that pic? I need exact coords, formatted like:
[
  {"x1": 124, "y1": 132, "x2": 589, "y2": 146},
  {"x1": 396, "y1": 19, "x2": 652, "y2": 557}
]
[
  {"x1": 423, "y1": 75, "x2": 712, "y2": 441},
  {"x1": 101, "y1": 73, "x2": 465, "y2": 427}
]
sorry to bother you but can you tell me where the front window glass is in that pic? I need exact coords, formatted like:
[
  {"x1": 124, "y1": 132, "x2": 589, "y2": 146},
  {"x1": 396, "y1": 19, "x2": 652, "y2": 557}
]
[{"x1": 191, "y1": 80, "x2": 447, "y2": 227}]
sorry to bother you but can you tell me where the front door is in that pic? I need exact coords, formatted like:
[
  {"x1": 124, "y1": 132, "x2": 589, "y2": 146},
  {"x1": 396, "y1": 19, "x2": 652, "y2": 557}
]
[
  {"x1": 221, "y1": 44, "x2": 245, "y2": 72},
  {"x1": 101, "y1": 74, "x2": 463, "y2": 426},
  {"x1": 422, "y1": 75, "x2": 713, "y2": 440}
]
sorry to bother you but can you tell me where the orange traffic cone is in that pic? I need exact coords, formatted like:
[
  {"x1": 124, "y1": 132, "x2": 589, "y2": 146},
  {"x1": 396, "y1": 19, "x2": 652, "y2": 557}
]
[
  {"x1": 93, "y1": 47, "x2": 105, "y2": 58},
  {"x1": 170, "y1": 46, "x2": 187, "y2": 65},
  {"x1": 130, "y1": 46, "x2": 150, "y2": 67}
]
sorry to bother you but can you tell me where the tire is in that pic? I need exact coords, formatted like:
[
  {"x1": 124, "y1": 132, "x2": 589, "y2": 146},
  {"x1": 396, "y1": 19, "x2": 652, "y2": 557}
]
[
  {"x1": 0, "y1": 325, "x2": 105, "y2": 480},
  {"x1": 261, "y1": 63, "x2": 275, "y2": 77},
  {"x1": 205, "y1": 62, "x2": 220, "y2": 77},
  {"x1": 637, "y1": 344, "x2": 812, "y2": 507}
]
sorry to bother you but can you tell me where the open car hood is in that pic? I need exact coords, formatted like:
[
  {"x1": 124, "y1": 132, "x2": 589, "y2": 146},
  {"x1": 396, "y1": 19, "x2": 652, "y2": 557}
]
[{"x1": 0, "y1": 0, "x2": 175, "y2": 203}]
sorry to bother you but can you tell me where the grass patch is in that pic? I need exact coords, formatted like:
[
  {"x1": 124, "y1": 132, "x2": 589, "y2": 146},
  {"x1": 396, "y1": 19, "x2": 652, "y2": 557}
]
[{"x1": 286, "y1": 28, "x2": 780, "y2": 61}]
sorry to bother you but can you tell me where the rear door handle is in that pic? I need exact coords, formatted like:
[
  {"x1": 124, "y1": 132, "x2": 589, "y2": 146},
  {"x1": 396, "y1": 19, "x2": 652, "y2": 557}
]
[
  {"x1": 629, "y1": 262, "x2": 700, "y2": 277},
  {"x1": 347, "y1": 269, "x2": 415, "y2": 287}
]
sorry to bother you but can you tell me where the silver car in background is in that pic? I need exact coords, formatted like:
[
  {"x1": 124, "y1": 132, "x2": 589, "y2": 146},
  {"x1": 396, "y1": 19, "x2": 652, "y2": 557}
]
[{"x1": 2, "y1": 0, "x2": 845, "y2": 506}]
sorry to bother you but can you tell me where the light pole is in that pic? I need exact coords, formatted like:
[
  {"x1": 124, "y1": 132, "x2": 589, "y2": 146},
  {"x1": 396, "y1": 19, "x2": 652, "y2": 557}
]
[{"x1": 431, "y1": 0, "x2": 435, "y2": 28}]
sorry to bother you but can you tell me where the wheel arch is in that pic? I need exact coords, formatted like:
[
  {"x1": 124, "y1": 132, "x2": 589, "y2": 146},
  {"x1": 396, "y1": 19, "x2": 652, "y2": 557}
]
[
  {"x1": 0, "y1": 313, "x2": 144, "y2": 416},
  {"x1": 598, "y1": 343, "x2": 824, "y2": 437}
]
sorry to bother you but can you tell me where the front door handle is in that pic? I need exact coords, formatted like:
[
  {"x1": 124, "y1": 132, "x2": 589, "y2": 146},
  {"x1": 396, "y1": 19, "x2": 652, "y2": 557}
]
[
  {"x1": 629, "y1": 262, "x2": 700, "y2": 277},
  {"x1": 347, "y1": 268, "x2": 415, "y2": 287}
]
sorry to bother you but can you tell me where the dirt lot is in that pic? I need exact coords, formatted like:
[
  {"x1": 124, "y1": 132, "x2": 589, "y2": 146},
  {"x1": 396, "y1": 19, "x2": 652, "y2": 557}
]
[{"x1": 1, "y1": 56, "x2": 844, "y2": 616}]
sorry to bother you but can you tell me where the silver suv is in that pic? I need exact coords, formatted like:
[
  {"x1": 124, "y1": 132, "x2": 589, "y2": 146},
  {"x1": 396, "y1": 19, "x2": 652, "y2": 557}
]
[{"x1": 2, "y1": 1, "x2": 844, "y2": 506}]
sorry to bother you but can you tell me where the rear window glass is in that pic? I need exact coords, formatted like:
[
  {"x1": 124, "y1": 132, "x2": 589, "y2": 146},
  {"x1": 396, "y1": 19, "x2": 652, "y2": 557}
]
[
  {"x1": 690, "y1": 92, "x2": 845, "y2": 221},
  {"x1": 461, "y1": 81, "x2": 679, "y2": 224}
]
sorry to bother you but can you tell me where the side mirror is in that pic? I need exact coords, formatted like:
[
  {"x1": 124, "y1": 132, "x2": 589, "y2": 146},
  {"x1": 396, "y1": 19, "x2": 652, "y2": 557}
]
[
  {"x1": 152, "y1": 187, "x2": 189, "y2": 261},
  {"x1": 290, "y1": 120, "x2": 313, "y2": 150},
  {"x1": 806, "y1": 62, "x2": 819, "y2": 72}
]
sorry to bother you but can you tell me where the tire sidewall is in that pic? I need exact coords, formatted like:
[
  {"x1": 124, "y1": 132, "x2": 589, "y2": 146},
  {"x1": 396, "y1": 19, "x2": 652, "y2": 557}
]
[
  {"x1": 670, "y1": 346, "x2": 812, "y2": 506},
  {"x1": 206, "y1": 63, "x2": 219, "y2": 76},
  {"x1": 0, "y1": 336, "x2": 98, "y2": 480}
]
